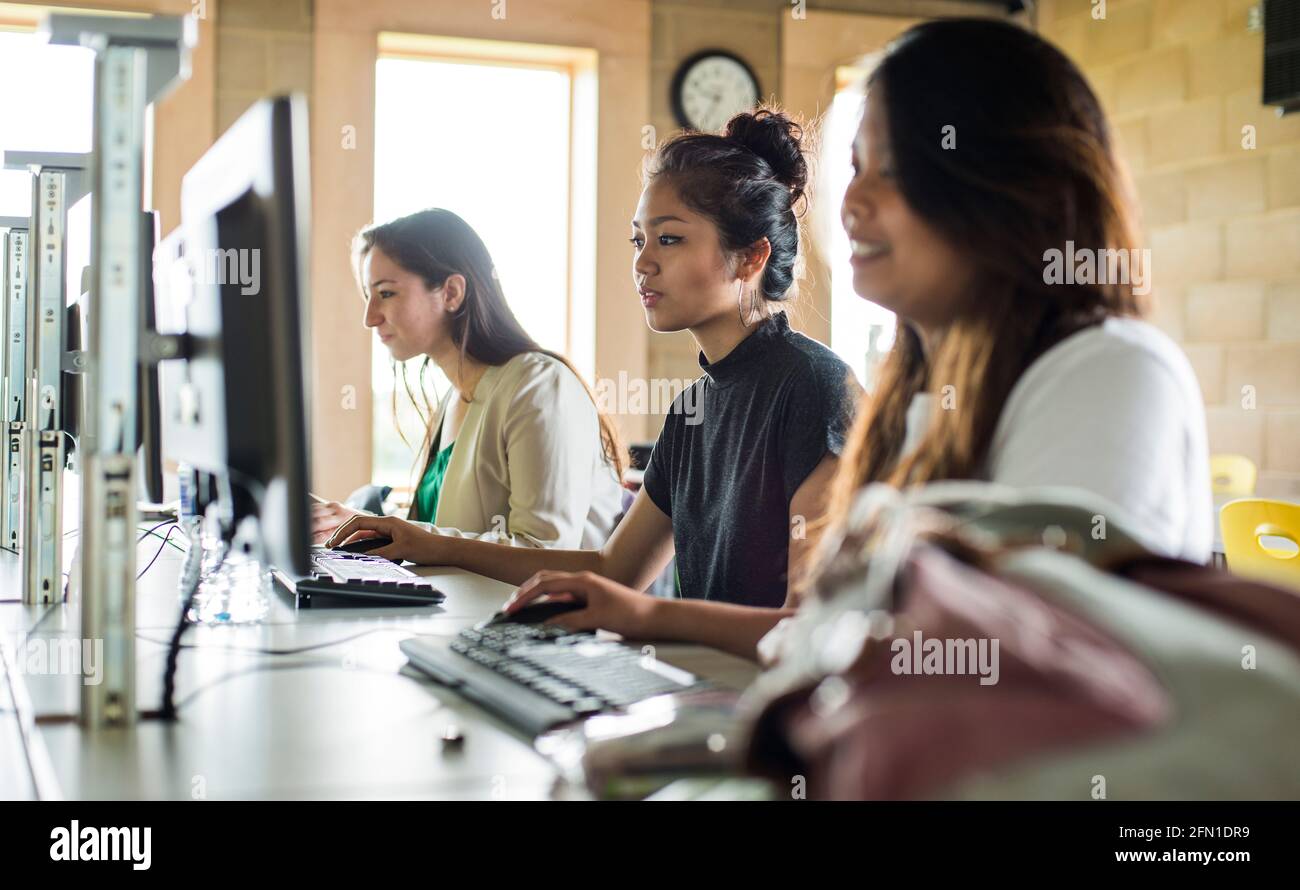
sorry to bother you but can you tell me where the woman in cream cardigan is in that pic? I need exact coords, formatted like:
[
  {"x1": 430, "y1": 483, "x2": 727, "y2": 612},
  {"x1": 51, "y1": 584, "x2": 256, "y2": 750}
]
[{"x1": 311, "y1": 209, "x2": 626, "y2": 549}]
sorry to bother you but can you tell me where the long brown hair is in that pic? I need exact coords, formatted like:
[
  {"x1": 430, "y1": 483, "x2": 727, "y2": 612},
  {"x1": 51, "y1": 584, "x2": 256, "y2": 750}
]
[
  {"x1": 826, "y1": 19, "x2": 1146, "y2": 529},
  {"x1": 353, "y1": 209, "x2": 628, "y2": 498}
]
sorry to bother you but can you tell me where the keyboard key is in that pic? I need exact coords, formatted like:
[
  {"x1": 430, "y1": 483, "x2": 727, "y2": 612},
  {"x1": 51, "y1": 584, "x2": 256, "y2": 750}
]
[
  {"x1": 448, "y1": 627, "x2": 706, "y2": 719},
  {"x1": 571, "y1": 697, "x2": 605, "y2": 715},
  {"x1": 548, "y1": 687, "x2": 584, "y2": 705}
]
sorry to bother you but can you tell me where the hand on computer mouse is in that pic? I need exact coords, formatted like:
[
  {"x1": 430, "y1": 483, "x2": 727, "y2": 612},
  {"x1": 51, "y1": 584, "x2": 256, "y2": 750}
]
[
  {"x1": 486, "y1": 597, "x2": 586, "y2": 626},
  {"x1": 325, "y1": 513, "x2": 443, "y2": 564},
  {"x1": 503, "y1": 570, "x2": 658, "y2": 637},
  {"x1": 311, "y1": 498, "x2": 364, "y2": 545},
  {"x1": 335, "y1": 535, "x2": 395, "y2": 554}
]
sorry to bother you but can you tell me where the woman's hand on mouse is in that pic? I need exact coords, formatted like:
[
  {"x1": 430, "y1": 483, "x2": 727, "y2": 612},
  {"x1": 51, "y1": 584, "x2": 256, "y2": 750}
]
[
  {"x1": 504, "y1": 571, "x2": 658, "y2": 637},
  {"x1": 311, "y1": 499, "x2": 366, "y2": 545},
  {"x1": 326, "y1": 514, "x2": 442, "y2": 563}
]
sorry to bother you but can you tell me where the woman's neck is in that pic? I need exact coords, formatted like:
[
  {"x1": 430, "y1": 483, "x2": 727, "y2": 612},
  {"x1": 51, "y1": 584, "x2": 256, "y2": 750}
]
[
  {"x1": 691, "y1": 303, "x2": 771, "y2": 365},
  {"x1": 429, "y1": 341, "x2": 488, "y2": 401}
]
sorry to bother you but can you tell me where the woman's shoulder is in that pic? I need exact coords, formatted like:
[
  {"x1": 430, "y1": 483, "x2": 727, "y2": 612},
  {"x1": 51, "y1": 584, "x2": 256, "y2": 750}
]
[
  {"x1": 497, "y1": 348, "x2": 559, "y2": 374},
  {"x1": 1018, "y1": 316, "x2": 1200, "y2": 404},
  {"x1": 779, "y1": 318, "x2": 852, "y2": 372},
  {"x1": 492, "y1": 350, "x2": 594, "y2": 411},
  {"x1": 492, "y1": 350, "x2": 575, "y2": 387},
  {"x1": 992, "y1": 315, "x2": 1205, "y2": 460},
  {"x1": 772, "y1": 318, "x2": 861, "y2": 400}
]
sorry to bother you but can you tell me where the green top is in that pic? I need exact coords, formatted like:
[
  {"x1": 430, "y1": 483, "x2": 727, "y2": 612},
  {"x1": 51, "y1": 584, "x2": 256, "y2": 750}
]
[{"x1": 412, "y1": 440, "x2": 455, "y2": 523}]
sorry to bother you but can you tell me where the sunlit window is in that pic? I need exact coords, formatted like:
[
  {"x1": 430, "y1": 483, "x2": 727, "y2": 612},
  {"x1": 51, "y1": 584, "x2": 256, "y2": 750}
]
[
  {"x1": 370, "y1": 54, "x2": 574, "y2": 489},
  {"x1": 821, "y1": 66, "x2": 896, "y2": 390},
  {"x1": 0, "y1": 29, "x2": 95, "y2": 299}
]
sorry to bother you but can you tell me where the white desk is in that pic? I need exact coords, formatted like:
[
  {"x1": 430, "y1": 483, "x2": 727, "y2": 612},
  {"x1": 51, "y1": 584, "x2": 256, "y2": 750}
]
[{"x1": 0, "y1": 536, "x2": 758, "y2": 800}]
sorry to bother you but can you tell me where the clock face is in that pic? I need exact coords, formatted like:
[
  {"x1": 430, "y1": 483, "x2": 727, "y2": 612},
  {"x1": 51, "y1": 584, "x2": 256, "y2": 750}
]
[{"x1": 673, "y1": 52, "x2": 760, "y2": 132}]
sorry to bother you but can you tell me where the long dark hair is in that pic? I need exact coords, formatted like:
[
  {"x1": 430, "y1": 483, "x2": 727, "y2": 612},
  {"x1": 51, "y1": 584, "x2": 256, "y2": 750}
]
[
  {"x1": 827, "y1": 18, "x2": 1146, "y2": 528},
  {"x1": 354, "y1": 208, "x2": 627, "y2": 495}
]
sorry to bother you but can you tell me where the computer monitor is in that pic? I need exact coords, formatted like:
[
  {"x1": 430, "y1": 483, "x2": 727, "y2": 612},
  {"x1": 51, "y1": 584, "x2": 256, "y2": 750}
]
[
  {"x1": 152, "y1": 227, "x2": 216, "y2": 520},
  {"x1": 62, "y1": 296, "x2": 83, "y2": 453},
  {"x1": 166, "y1": 94, "x2": 313, "y2": 575},
  {"x1": 60, "y1": 192, "x2": 93, "y2": 459},
  {"x1": 137, "y1": 210, "x2": 163, "y2": 504}
]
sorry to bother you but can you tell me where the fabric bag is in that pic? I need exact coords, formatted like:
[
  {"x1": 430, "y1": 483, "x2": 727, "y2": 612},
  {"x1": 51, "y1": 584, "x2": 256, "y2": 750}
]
[{"x1": 743, "y1": 483, "x2": 1300, "y2": 800}]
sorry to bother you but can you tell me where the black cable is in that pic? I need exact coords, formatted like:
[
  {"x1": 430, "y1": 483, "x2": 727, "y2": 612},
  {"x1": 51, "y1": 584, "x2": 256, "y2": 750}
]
[
  {"x1": 143, "y1": 659, "x2": 403, "y2": 717},
  {"x1": 140, "y1": 522, "x2": 186, "y2": 552},
  {"x1": 67, "y1": 629, "x2": 439, "y2": 723},
  {"x1": 157, "y1": 541, "x2": 226, "y2": 722},
  {"x1": 137, "y1": 518, "x2": 174, "y2": 544},
  {"x1": 6, "y1": 522, "x2": 185, "y2": 604},
  {"x1": 65, "y1": 517, "x2": 183, "y2": 545},
  {"x1": 60, "y1": 518, "x2": 185, "y2": 551},
  {"x1": 136, "y1": 524, "x2": 183, "y2": 580},
  {"x1": 142, "y1": 523, "x2": 187, "y2": 554},
  {"x1": 135, "y1": 625, "x2": 435, "y2": 657}
]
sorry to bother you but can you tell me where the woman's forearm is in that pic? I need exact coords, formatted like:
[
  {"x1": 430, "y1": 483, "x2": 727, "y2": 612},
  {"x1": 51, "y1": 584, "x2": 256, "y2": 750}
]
[
  {"x1": 643, "y1": 599, "x2": 794, "y2": 661},
  {"x1": 433, "y1": 534, "x2": 604, "y2": 586}
]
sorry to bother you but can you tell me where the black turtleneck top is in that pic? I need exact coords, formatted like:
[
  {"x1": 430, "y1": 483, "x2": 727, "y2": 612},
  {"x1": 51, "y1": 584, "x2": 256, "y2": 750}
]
[{"x1": 642, "y1": 312, "x2": 857, "y2": 608}]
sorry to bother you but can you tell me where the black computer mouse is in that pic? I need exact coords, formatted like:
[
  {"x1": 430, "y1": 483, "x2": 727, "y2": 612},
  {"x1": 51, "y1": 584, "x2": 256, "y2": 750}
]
[
  {"x1": 334, "y1": 535, "x2": 394, "y2": 554},
  {"x1": 485, "y1": 598, "x2": 585, "y2": 626}
]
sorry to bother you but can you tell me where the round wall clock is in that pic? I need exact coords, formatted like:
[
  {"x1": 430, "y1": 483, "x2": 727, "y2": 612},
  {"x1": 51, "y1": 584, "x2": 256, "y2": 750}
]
[{"x1": 671, "y1": 49, "x2": 761, "y2": 132}]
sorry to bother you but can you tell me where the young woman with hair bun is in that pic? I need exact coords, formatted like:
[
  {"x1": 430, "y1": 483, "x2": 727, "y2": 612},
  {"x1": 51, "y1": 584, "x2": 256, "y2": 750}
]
[{"x1": 331, "y1": 109, "x2": 860, "y2": 658}]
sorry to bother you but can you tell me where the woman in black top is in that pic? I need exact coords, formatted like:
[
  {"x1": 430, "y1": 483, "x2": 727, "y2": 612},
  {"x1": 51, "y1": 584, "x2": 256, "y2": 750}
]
[{"x1": 329, "y1": 109, "x2": 858, "y2": 659}]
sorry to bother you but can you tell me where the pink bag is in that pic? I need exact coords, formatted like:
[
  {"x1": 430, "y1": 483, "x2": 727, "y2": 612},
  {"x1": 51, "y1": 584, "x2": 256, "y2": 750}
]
[
  {"x1": 746, "y1": 544, "x2": 1171, "y2": 800},
  {"x1": 745, "y1": 483, "x2": 1300, "y2": 799},
  {"x1": 1116, "y1": 555, "x2": 1300, "y2": 651}
]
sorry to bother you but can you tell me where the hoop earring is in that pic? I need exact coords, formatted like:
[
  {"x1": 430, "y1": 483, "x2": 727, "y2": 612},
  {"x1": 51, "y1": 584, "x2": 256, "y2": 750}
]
[
  {"x1": 737, "y1": 281, "x2": 763, "y2": 327},
  {"x1": 737, "y1": 281, "x2": 752, "y2": 327}
]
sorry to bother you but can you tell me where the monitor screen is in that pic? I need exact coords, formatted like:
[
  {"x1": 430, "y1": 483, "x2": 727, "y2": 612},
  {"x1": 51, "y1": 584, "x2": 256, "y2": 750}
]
[{"x1": 167, "y1": 95, "x2": 312, "y2": 575}]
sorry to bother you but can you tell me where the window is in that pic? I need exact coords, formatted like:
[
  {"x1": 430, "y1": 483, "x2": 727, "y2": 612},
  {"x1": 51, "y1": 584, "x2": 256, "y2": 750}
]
[
  {"x1": 0, "y1": 27, "x2": 96, "y2": 299},
  {"x1": 821, "y1": 65, "x2": 896, "y2": 390},
  {"x1": 369, "y1": 35, "x2": 595, "y2": 490}
]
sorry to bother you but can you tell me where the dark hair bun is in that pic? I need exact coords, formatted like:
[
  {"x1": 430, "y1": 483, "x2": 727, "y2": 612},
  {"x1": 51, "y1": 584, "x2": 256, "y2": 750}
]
[
  {"x1": 648, "y1": 106, "x2": 809, "y2": 301},
  {"x1": 724, "y1": 109, "x2": 809, "y2": 203}
]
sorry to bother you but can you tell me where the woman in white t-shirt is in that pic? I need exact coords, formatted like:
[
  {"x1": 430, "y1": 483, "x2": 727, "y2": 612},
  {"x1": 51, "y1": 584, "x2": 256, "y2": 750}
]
[
  {"x1": 827, "y1": 18, "x2": 1212, "y2": 563},
  {"x1": 344, "y1": 21, "x2": 1212, "y2": 661},
  {"x1": 491, "y1": 19, "x2": 1211, "y2": 657}
]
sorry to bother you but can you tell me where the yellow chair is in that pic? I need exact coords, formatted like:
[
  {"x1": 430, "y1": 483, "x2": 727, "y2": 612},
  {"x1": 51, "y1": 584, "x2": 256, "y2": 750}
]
[
  {"x1": 1220, "y1": 499, "x2": 1300, "y2": 591},
  {"x1": 1210, "y1": 454, "x2": 1257, "y2": 496}
]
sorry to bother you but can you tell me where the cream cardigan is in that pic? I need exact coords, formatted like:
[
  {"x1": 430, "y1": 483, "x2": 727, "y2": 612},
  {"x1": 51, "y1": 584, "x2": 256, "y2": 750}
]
[{"x1": 407, "y1": 351, "x2": 624, "y2": 549}]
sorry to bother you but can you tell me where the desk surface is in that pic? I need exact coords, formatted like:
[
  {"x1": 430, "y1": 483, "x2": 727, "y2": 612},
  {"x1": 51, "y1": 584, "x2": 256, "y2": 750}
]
[
  {"x1": 9, "y1": 494, "x2": 1281, "y2": 800},
  {"x1": 0, "y1": 537, "x2": 758, "y2": 800}
]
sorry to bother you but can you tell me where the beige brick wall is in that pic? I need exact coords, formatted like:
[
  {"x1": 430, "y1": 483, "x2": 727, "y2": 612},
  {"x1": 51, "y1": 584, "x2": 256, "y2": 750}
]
[
  {"x1": 201, "y1": 0, "x2": 1299, "y2": 492},
  {"x1": 1042, "y1": 0, "x2": 1300, "y2": 498},
  {"x1": 215, "y1": 0, "x2": 314, "y2": 135}
]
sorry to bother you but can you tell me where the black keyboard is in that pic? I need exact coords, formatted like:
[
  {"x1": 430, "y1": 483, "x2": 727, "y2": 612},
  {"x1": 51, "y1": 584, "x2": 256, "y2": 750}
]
[
  {"x1": 276, "y1": 548, "x2": 446, "y2": 607},
  {"x1": 400, "y1": 622, "x2": 707, "y2": 736}
]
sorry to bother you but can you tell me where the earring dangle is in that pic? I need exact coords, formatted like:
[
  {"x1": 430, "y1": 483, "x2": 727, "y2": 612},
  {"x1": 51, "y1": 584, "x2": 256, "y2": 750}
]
[{"x1": 737, "y1": 280, "x2": 763, "y2": 327}]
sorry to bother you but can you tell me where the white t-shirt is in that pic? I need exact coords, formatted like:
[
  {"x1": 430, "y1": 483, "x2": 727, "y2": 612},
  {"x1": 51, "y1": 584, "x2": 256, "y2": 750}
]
[{"x1": 903, "y1": 317, "x2": 1213, "y2": 563}]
